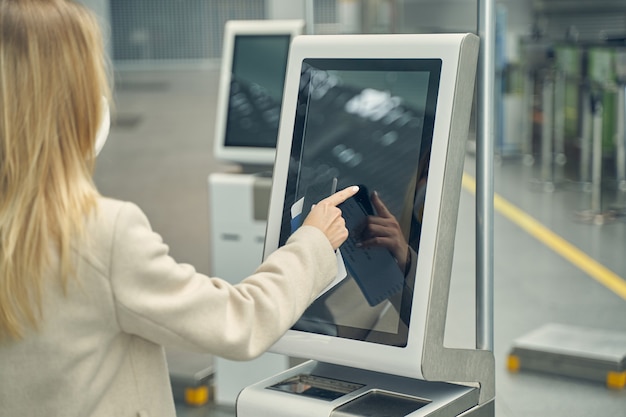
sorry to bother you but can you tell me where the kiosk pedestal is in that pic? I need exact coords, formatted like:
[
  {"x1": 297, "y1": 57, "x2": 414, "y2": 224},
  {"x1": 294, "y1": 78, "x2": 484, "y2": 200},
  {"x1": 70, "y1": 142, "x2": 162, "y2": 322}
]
[
  {"x1": 208, "y1": 172, "x2": 289, "y2": 405},
  {"x1": 208, "y1": 172, "x2": 271, "y2": 280}
]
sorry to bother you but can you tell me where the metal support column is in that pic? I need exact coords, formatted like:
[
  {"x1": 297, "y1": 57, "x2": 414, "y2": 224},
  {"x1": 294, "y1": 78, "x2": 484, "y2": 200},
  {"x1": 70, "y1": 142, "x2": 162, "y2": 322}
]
[
  {"x1": 579, "y1": 83, "x2": 593, "y2": 191},
  {"x1": 522, "y1": 70, "x2": 535, "y2": 166},
  {"x1": 576, "y1": 93, "x2": 616, "y2": 225},
  {"x1": 616, "y1": 85, "x2": 626, "y2": 214},
  {"x1": 477, "y1": 0, "x2": 495, "y2": 354},
  {"x1": 616, "y1": 86, "x2": 626, "y2": 196},
  {"x1": 305, "y1": 0, "x2": 315, "y2": 34},
  {"x1": 554, "y1": 71, "x2": 567, "y2": 184},
  {"x1": 614, "y1": 50, "x2": 626, "y2": 211},
  {"x1": 591, "y1": 95, "x2": 604, "y2": 215},
  {"x1": 540, "y1": 74, "x2": 555, "y2": 192},
  {"x1": 617, "y1": 49, "x2": 626, "y2": 196}
]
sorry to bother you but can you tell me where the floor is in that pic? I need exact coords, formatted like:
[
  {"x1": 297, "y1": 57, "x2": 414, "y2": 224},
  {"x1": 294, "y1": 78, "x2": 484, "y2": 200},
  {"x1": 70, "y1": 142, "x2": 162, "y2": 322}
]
[{"x1": 93, "y1": 68, "x2": 626, "y2": 417}]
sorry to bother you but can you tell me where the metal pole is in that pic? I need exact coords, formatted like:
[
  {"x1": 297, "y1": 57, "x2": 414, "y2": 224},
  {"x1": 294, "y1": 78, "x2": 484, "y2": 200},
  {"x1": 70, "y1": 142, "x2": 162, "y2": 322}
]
[
  {"x1": 554, "y1": 71, "x2": 566, "y2": 184},
  {"x1": 305, "y1": 0, "x2": 315, "y2": 35},
  {"x1": 615, "y1": 86, "x2": 626, "y2": 211},
  {"x1": 616, "y1": 86, "x2": 626, "y2": 193},
  {"x1": 522, "y1": 71, "x2": 535, "y2": 165},
  {"x1": 580, "y1": 86, "x2": 592, "y2": 189},
  {"x1": 541, "y1": 74, "x2": 554, "y2": 190},
  {"x1": 476, "y1": 0, "x2": 495, "y2": 352},
  {"x1": 591, "y1": 95, "x2": 603, "y2": 214}
]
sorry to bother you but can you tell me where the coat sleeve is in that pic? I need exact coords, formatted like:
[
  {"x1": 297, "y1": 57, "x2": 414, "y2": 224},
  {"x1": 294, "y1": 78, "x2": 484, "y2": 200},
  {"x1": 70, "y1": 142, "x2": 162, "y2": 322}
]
[{"x1": 109, "y1": 202, "x2": 337, "y2": 360}]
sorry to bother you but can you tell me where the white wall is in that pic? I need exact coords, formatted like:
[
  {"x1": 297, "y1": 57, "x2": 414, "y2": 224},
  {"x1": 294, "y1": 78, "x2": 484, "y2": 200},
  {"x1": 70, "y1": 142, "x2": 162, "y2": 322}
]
[
  {"x1": 266, "y1": 0, "x2": 306, "y2": 19},
  {"x1": 399, "y1": 0, "x2": 532, "y2": 36}
]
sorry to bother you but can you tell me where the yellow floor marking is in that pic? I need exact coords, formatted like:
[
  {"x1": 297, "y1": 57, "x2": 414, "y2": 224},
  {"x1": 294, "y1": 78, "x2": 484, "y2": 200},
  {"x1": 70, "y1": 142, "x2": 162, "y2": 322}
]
[{"x1": 462, "y1": 173, "x2": 626, "y2": 301}]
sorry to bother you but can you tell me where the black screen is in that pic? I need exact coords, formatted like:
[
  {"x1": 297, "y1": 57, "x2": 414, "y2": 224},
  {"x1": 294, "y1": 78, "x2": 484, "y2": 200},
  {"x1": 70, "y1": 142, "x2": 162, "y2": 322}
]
[
  {"x1": 224, "y1": 34, "x2": 291, "y2": 148},
  {"x1": 279, "y1": 58, "x2": 441, "y2": 347}
]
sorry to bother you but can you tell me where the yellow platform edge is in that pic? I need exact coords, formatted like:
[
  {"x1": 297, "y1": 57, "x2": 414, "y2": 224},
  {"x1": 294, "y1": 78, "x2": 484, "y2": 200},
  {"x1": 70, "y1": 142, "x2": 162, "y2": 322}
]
[{"x1": 606, "y1": 371, "x2": 626, "y2": 390}]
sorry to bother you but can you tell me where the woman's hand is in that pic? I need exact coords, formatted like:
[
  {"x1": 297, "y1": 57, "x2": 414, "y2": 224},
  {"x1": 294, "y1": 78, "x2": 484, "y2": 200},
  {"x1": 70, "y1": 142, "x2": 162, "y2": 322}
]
[{"x1": 302, "y1": 186, "x2": 359, "y2": 250}]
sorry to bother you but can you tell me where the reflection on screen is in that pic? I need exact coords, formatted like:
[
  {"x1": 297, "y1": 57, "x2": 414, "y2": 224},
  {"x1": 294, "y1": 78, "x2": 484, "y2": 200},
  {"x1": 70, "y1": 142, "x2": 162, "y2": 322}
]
[
  {"x1": 279, "y1": 58, "x2": 441, "y2": 347},
  {"x1": 224, "y1": 35, "x2": 291, "y2": 148}
]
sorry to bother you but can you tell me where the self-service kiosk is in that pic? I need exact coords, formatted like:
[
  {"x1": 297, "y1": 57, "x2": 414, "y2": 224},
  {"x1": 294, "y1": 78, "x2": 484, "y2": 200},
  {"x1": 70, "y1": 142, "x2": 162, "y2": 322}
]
[
  {"x1": 205, "y1": 20, "x2": 305, "y2": 405},
  {"x1": 236, "y1": 34, "x2": 495, "y2": 416}
]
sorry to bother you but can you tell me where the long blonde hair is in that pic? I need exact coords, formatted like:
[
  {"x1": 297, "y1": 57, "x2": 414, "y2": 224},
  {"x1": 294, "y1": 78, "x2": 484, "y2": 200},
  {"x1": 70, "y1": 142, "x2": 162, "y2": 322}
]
[{"x1": 0, "y1": 0, "x2": 110, "y2": 340}]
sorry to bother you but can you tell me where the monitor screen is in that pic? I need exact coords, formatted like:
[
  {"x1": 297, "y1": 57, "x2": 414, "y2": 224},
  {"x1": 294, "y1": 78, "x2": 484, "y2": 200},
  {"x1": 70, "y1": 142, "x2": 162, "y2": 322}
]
[
  {"x1": 224, "y1": 34, "x2": 291, "y2": 149},
  {"x1": 264, "y1": 34, "x2": 479, "y2": 380},
  {"x1": 278, "y1": 58, "x2": 441, "y2": 348},
  {"x1": 213, "y1": 20, "x2": 304, "y2": 166}
]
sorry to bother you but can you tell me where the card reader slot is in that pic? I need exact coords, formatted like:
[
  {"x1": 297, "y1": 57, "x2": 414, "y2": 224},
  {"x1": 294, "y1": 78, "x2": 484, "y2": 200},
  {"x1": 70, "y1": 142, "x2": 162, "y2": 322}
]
[
  {"x1": 330, "y1": 389, "x2": 431, "y2": 417},
  {"x1": 267, "y1": 374, "x2": 364, "y2": 401}
]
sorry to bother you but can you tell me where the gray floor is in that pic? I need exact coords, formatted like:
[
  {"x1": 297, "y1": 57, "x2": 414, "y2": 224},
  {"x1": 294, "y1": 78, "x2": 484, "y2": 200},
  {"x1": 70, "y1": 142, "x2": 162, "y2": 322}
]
[{"x1": 94, "y1": 69, "x2": 626, "y2": 417}]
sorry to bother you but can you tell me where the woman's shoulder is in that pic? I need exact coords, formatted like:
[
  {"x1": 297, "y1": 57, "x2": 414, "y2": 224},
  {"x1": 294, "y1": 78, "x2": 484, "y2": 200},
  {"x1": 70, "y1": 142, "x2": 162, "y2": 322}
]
[
  {"x1": 78, "y1": 198, "x2": 152, "y2": 270},
  {"x1": 87, "y1": 197, "x2": 150, "y2": 247},
  {"x1": 97, "y1": 196, "x2": 138, "y2": 212},
  {"x1": 95, "y1": 197, "x2": 147, "y2": 225}
]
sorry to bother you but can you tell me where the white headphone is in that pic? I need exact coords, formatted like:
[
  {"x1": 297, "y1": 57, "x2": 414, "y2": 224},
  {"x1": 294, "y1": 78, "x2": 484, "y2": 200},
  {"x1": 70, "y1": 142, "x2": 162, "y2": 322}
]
[{"x1": 94, "y1": 96, "x2": 110, "y2": 157}]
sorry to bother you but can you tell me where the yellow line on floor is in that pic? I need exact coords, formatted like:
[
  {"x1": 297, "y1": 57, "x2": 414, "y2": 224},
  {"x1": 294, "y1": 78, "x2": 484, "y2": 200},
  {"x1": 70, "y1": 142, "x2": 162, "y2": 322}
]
[{"x1": 462, "y1": 173, "x2": 626, "y2": 300}]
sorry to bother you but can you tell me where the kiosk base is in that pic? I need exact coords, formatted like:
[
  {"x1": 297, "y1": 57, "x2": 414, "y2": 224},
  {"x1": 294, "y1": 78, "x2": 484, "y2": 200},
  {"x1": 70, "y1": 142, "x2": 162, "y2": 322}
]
[
  {"x1": 237, "y1": 361, "x2": 481, "y2": 417},
  {"x1": 507, "y1": 323, "x2": 626, "y2": 389},
  {"x1": 207, "y1": 172, "x2": 289, "y2": 404}
]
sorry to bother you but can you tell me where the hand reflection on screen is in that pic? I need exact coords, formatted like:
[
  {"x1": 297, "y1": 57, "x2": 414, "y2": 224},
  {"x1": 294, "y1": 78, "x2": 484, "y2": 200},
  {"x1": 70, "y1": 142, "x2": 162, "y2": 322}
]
[
  {"x1": 294, "y1": 188, "x2": 418, "y2": 337},
  {"x1": 356, "y1": 191, "x2": 413, "y2": 275}
]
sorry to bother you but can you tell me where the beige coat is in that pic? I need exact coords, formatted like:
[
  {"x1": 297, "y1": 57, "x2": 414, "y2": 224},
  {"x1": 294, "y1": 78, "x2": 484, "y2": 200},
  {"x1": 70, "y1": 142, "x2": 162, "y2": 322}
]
[{"x1": 0, "y1": 198, "x2": 337, "y2": 417}]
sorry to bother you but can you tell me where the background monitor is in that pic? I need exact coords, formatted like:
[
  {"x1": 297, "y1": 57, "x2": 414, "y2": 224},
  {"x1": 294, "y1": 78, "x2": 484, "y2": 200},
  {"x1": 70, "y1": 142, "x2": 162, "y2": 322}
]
[
  {"x1": 264, "y1": 33, "x2": 479, "y2": 380},
  {"x1": 213, "y1": 19, "x2": 305, "y2": 166}
]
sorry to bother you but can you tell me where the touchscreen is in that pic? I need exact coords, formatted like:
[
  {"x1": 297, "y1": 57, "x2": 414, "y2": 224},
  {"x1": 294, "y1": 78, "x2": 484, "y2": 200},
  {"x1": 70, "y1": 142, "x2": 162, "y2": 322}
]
[
  {"x1": 224, "y1": 34, "x2": 291, "y2": 148},
  {"x1": 279, "y1": 58, "x2": 441, "y2": 347}
]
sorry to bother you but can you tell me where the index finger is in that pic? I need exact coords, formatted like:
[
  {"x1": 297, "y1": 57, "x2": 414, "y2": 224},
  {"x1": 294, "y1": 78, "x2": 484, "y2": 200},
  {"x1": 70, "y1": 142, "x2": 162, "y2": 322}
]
[
  {"x1": 371, "y1": 190, "x2": 393, "y2": 218},
  {"x1": 319, "y1": 185, "x2": 360, "y2": 207}
]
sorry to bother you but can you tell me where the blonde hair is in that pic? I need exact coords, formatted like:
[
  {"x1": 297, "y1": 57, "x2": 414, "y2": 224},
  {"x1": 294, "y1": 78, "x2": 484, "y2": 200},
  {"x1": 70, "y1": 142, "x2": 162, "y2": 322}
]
[{"x1": 0, "y1": 0, "x2": 111, "y2": 339}]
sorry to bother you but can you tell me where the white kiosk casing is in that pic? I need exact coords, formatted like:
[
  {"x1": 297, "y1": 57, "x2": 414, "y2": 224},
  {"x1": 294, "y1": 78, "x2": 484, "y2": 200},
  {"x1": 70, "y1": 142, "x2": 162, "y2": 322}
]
[
  {"x1": 208, "y1": 171, "x2": 288, "y2": 405},
  {"x1": 267, "y1": 33, "x2": 477, "y2": 379},
  {"x1": 238, "y1": 361, "x2": 479, "y2": 417},
  {"x1": 208, "y1": 19, "x2": 304, "y2": 403},
  {"x1": 238, "y1": 33, "x2": 495, "y2": 416}
]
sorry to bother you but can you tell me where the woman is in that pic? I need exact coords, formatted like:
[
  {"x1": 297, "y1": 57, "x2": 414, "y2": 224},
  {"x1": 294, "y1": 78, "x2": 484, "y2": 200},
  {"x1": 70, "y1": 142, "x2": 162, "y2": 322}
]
[{"x1": 0, "y1": 1, "x2": 357, "y2": 416}]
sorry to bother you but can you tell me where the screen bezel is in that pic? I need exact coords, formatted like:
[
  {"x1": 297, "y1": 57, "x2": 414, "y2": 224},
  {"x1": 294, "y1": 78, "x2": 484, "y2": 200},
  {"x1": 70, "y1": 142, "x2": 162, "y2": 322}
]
[
  {"x1": 264, "y1": 34, "x2": 471, "y2": 381},
  {"x1": 213, "y1": 20, "x2": 305, "y2": 166},
  {"x1": 278, "y1": 57, "x2": 442, "y2": 348}
]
